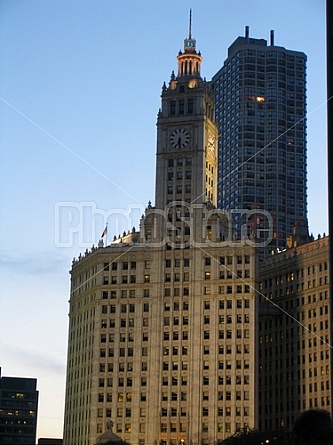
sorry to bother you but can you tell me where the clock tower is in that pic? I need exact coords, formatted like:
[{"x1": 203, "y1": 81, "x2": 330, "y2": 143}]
[{"x1": 153, "y1": 11, "x2": 218, "y2": 247}]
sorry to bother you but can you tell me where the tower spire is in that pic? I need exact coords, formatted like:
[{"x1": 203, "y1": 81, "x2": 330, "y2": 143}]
[
  {"x1": 177, "y1": 9, "x2": 202, "y2": 78},
  {"x1": 189, "y1": 9, "x2": 192, "y2": 39}
]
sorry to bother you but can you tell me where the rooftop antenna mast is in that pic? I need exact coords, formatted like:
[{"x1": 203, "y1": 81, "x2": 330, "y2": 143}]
[{"x1": 189, "y1": 9, "x2": 192, "y2": 39}]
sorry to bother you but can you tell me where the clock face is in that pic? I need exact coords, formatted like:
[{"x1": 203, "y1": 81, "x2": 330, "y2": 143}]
[
  {"x1": 207, "y1": 132, "x2": 216, "y2": 156},
  {"x1": 169, "y1": 128, "x2": 190, "y2": 149}
]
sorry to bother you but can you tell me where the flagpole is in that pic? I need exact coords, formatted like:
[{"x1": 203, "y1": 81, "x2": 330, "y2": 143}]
[
  {"x1": 100, "y1": 223, "x2": 108, "y2": 247},
  {"x1": 104, "y1": 222, "x2": 108, "y2": 246}
]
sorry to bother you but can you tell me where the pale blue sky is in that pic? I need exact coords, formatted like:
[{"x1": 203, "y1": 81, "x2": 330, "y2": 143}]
[{"x1": 0, "y1": 0, "x2": 326, "y2": 439}]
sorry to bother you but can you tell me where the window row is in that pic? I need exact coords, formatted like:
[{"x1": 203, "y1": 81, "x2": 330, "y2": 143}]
[
  {"x1": 164, "y1": 344, "x2": 251, "y2": 357},
  {"x1": 163, "y1": 346, "x2": 188, "y2": 356},
  {"x1": 218, "y1": 284, "x2": 251, "y2": 294},
  {"x1": 168, "y1": 171, "x2": 192, "y2": 180},
  {"x1": 101, "y1": 318, "x2": 148, "y2": 329},
  {"x1": 205, "y1": 314, "x2": 251, "y2": 324},
  {"x1": 96, "y1": 423, "x2": 133, "y2": 435},
  {"x1": 98, "y1": 392, "x2": 148, "y2": 404},
  {"x1": 162, "y1": 361, "x2": 187, "y2": 371},
  {"x1": 164, "y1": 301, "x2": 189, "y2": 311},
  {"x1": 165, "y1": 273, "x2": 190, "y2": 282},
  {"x1": 218, "y1": 255, "x2": 251, "y2": 265},
  {"x1": 204, "y1": 299, "x2": 250, "y2": 309},
  {"x1": 163, "y1": 331, "x2": 188, "y2": 341},
  {"x1": 101, "y1": 332, "x2": 150, "y2": 343},
  {"x1": 164, "y1": 288, "x2": 189, "y2": 297},
  {"x1": 165, "y1": 258, "x2": 190, "y2": 268},
  {"x1": 102, "y1": 289, "x2": 146, "y2": 299},
  {"x1": 163, "y1": 317, "x2": 189, "y2": 326},
  {"x1": 167, "y1": 185, "x2": 191, "y2": 194},
  {"x1": 100, "y1": 363, "x2": 145, "y2": 373},
  {"x1": 204, "y1": 270, "x2": 251, "y2": 280},
  {"x1": 168, "y1": 158, "x2": 192, "y2": 168},
  {"x1": 100, "y1": 348, "x2": 135, "y2": 358},
  {"x1": 204, "y1": 328, "x2": 251, "y2": 339},
  {"x1": 103, "y1": 274, "x2": 150, "y2": 285},
  {"x1": 160, "y1": 408, "x2": 187, "y2": 417},
  {"x1": 99, "y1": 377, "x2": 148, "y2": 387},
  {"x1": 169, "y1": 99, "x2": 194, "y2": 116},
  {"x1": 103, "y1": 261, "x2": 137, "y2": 271},
  {"x1": 101, "y1": 303, "x2": 149, "y2": 314},
  {"x1": 98, "y1": 407, "x2": 133, "y2": 417}
]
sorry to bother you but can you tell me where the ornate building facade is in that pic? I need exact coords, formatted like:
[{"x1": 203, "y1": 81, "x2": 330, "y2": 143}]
[{"x1": 258, "y1": 235, "x2": 330, "y2": 430}]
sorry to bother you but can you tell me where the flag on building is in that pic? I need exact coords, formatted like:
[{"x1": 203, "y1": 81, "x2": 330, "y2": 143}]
[{"x1": 101, "y1": 225, "x2": 108, "y2": 237}]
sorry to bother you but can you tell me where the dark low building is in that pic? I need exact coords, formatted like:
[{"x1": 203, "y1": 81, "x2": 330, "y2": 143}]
[{"x1": 0, "y1": 368, "x2": 38, "y2": 444}]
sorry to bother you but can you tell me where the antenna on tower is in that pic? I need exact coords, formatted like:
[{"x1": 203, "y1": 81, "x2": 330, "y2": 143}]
[{"x1": 189, "y1": 9, "x2": 192, "y2": 39}]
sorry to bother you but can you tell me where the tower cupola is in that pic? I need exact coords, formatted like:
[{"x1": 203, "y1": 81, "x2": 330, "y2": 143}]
[{"x1": 177, "y1": 10, "x2": 202, "y2": 79}]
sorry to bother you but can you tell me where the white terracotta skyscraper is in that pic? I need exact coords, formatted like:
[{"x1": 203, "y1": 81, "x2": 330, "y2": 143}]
[{"x1": 63, "y1": 17, "x2": 258, "y2": 445}]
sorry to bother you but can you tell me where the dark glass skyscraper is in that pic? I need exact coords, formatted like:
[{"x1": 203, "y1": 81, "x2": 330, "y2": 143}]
[{"x1": 212, "y1": 27, "x2": 308, "y2": 251}]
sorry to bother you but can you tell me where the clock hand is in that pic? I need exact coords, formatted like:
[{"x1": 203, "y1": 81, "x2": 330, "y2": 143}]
[{"x1": 178, "y1": 137, "x2": 181, "y2": 148}]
